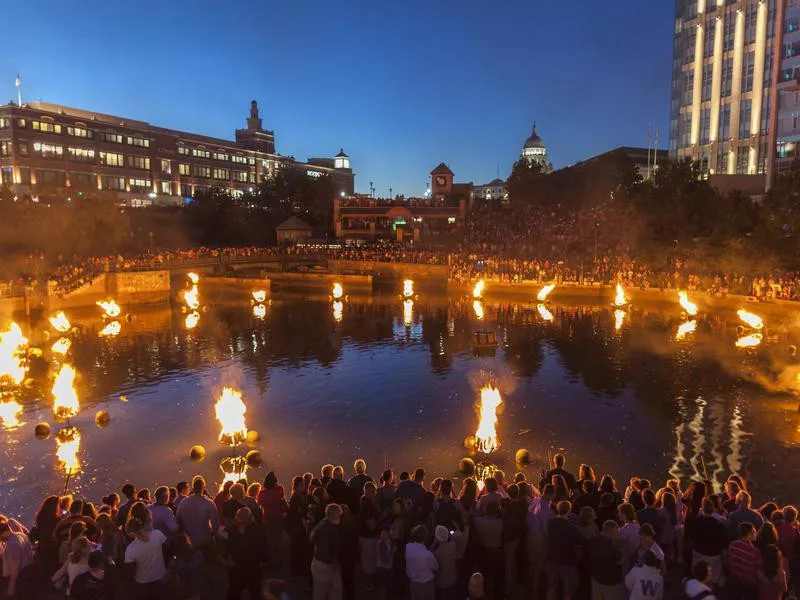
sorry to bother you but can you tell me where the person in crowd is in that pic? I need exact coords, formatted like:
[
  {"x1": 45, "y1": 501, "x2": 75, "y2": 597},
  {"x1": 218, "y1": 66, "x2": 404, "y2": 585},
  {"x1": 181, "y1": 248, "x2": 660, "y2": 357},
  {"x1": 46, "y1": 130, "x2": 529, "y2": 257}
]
[
  {"x1": 467, "y1": 572, "x2": 485, "y2": 599},
  {"x1": 321, "y1": 464, "x2": 334, "y2": 487},
  {"x1": 258, "y1": 471, "x2": 288, "y2": 573},
  {"x1": 175, "y1": 476, "x2": 219, "y2": 550},
  {"x1": 617, "y1": 502, "x2": 641, "y2": 572},
  {"x1": 358, "y1": 481, "x2": 381, "y2": 590},
  {"x1": 595, "y1": 492, "x2": 618, "y2": 527},
  {"x1": 659, "y1": 491, "x2": 679, "y2": 564},
  {"x1": 546, "y1": 500, "x2": 582, "y2": 600},
  {"x1": 70, "y1": 549, "x2": 112, "y2": 600},
  {"x1": 31, "y1": 494, "x2": 62, "y2": 576},
  {"x1": 687, "y1": 498, "x2": 726, "y2": 584},
  {"x1": 338, "y1": 505, "x2": 359, "y2": 600},
  {"x1": 148, "y1": 485, "x2": 179, "y2": 538},
  {"x1": 166, "y1": 533, "x2": 203, "y2": 600},
  {"x1": 589, "y1": 520, "x2": 624, "y2": 600},
  {"x1": 174, "y1": 481, "x2": 190, "y2": 510},
  {"x1": 728, "y1": 522, "x2": 762, "y2": 599},
  {"x1": 682, "y1": 560, "x2": 716, "y2": 600},
  {"x1": 287, "y1": 475, "x2": 311, "y2": 581},
  {"x1": 115, "y1": 483, "x2": 137, "y2": 527},
  {"x1": 326, "y1": 466, "x2": 350, "y2": 507},
  {"x1": 223, "y1": 483, "x2": 261, "y2": 529},
  {"x1": 397, "y1": 468, "x2": 427, "y2": 510},
  {"x1": 577, "y1": 506, "x2": 599, "y2": 540},
  {"x1": 551, "y1": 475, "x2": 571, "y2": 504},
  {"x1": 435, "y1": 479, "x2": 463, "y2": 532},
  {"x1": 758, "y1": 544, "x2": 787, "y2": 600},
  {"x1": 377, "y1": 469, "x2": 396, "y2": 514},
  {"x1": 477, "y1": 477, "x2": 503, "y2": 514},
  {"x1": 540, "y1": 453, "x2": 577, "y2": 491},
  {"x1": 227, "y1": 507, "x2": 265, "y2": 600},
  {"x1": 729, "y1": 492, "x2": 764, "y2": 541},
  {"x1": 310, "y1": 503, "x2": 343, "y2": 600},
  {"x1": 432, "y1": 525, "x2": 457, "y2": 600},
  {"x1": 502, "y1": 484, "x2": 527, "y2": 598},
  {"x1": 637, "y1": 523, "x2": 665, "y2": 570},
  {"x1": 474, "y1": 501, "x2": 504, "y2": 596},
  {"x1": 124, "y1": 517, "x2": 168, "y2": 599},
  {"x1": 625, "y1": 550, "x2": 663, "y2": 600},
  {"x1": 53, "y1": 535, "x2": 92, "y2": 595},
  {"x1": 347, "y1": 458, "x2": 373, "y2": 514},
  {"x1": 213, "y1": 480, "x2": 234, "y2": 517},
  {"x1": 573, "y1": 480, "x2": 600, "y2": 514},
  {"x1": 528, "y1": 483, "x2": 554, "y2": 599},
  {"x1": 0, "y1": 521, "x2": 34, "y2": 598},
  {"x1": 405, "y1": 524, "x2": 438, "y2": 600},
  {"x1": 576, "y1": 464, "x2": 596, "y2": 490},
  {"x1": 636, "y1": 489, "x2": 664, "y2": 541},
  {"x1": 376, "y1": 528, "x2": 395, "y2": 598}
]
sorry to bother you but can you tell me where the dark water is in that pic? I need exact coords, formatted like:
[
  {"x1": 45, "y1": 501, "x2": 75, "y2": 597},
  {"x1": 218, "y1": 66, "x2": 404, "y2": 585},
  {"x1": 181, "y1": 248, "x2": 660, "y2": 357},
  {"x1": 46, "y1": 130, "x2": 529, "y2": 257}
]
[{"x1": 3, "y1": 295, "x2": 800, "y2": 522}]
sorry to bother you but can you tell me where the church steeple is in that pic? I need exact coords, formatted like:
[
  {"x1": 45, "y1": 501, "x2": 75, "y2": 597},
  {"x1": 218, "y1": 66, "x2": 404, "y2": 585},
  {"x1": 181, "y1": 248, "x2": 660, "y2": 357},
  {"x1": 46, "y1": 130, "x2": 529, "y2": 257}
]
[{"x1": 246, "y1": 100, "x2": 263, "y2": 131}]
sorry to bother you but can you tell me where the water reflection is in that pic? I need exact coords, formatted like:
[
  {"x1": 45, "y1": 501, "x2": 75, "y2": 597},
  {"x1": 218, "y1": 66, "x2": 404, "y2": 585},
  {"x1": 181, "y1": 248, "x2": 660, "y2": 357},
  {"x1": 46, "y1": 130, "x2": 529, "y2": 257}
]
[{"x1": 4, "y1": 296, "x2": 800, "y2": 519}]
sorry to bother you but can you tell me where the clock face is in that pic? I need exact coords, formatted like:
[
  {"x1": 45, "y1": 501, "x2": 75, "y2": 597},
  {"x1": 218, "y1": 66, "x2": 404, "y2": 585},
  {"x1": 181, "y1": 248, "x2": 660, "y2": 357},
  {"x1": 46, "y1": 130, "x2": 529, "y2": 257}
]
[{"x1": 436, "y1": 176, "x2": 446, "y2": 186}]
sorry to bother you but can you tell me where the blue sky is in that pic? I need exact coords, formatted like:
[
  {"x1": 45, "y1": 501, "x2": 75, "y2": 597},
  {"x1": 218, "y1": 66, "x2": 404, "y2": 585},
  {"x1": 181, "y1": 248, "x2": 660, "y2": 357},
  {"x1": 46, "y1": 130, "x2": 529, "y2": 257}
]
[{"x1": 2, "y1": 0, "x2": 674, "y2": 196}]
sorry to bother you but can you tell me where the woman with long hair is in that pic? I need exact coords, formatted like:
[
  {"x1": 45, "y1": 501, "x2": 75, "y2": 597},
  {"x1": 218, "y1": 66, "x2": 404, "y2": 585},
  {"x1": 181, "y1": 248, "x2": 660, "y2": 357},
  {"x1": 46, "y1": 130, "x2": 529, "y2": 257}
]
[
  {"x1": 286, "y1": 475, "x2": 310, "y2": 580},
  {"x1": 95, "y1": 513, "x2": 122, "y2": 566},
  {"x1": 758, "y1": 522, "x2": 780, "y2": 552},
  {"x1": 52, "y1": 536, "x2": 91, "y2": 596},
  {"x1": 257, "y1": 471, "x2": 287, "y2": 574},
  {"x1": 618, "y1": 502, "x2": 640, "y2": 572},
  {"x1": 599, "y1": 474, "x2": 622, "y2": 505},
  {"x1": 758, "y1": 545, "x2": 788, "y2": 600},
  {"x1": 577, "y1": 464, "x2": 596, "y2": 488},
  {"x1": 660, "y1": 491, "x2": 679, "y2": 564},
  {"x1": 33, "y1": 495, "x2": 62, "y2": 575},
  {"x1": 551, "y1": 474, "x2": 570, "y2": 505}
]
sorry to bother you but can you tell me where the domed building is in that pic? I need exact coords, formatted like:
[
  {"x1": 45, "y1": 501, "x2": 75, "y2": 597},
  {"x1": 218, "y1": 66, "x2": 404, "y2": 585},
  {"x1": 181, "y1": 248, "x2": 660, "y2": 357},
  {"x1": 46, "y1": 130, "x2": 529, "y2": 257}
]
[{"x1": 521, "y1": 122, "x2": 553, "y2": 173}]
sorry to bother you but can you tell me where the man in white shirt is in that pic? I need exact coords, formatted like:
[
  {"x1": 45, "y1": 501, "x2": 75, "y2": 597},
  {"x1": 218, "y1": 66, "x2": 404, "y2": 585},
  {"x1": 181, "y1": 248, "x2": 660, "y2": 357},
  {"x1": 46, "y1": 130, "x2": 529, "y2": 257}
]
[
  {"x1": 124, "y1": 518, "x2": 167, "y2": 599},
  {"x1": 683, "y1": 561, "x2": 717, "y2": 600},
  {"x1": 405, "y1": 525, "x2": 438, "y2": 600},
  {"x1": 625, "y1": 550, "x2": 663, "y2": 600}
]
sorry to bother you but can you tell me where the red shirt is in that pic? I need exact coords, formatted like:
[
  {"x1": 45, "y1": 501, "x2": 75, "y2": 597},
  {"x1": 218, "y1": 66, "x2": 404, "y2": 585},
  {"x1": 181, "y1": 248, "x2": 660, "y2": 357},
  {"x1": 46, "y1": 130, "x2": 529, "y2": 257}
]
[
  {"x1": 257, "y1": 486, "x2": 286, "y2": 521},
  {"x1": 728, "y1": 539, "x2": 762, "y2": 586}
]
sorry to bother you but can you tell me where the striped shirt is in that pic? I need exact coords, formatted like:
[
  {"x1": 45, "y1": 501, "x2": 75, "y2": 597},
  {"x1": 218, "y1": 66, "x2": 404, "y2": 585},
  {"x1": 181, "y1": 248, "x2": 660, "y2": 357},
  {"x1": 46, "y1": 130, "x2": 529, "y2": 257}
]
[{"x1": 727, "y1": 539, "x2": 761, "y2": 586}]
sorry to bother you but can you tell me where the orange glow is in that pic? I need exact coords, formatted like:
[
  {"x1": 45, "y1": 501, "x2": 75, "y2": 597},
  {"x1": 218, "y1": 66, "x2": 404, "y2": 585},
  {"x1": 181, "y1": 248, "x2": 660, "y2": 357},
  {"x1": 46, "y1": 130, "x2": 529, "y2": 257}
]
[
  {"x1": 678, "y1": 291, "x2": 698, "y2": 316},
  {"x1": 403, "y1": 279, "x2": 414, "y2": 298},
  {"x1": 215, "y1": 387, "x2": 247, "y2": 446},
  {"x1": 675, "y1": 320, "x2": 697, "y2": 340},
  {"x1": 613, "y1": 284, "x2": 628, "y2": 308},
  {"x1": 52, "y1": 365, "x2": 79, "y2": 420},
  {"x1": 99, "y1": 321, "x2": 121, "y2": 337},
  {"x1": 472, "y1": 280, "x2": 485, "y2": 299},
  {"x1": 332, "y1": 283, "x2": 344, "y2": 300},
  {"x1": 0, "y1": 322, "x2": 28, "y2": 384},
  {"x1": 51, "y1": 337, "x2": 72, "y2": 355},
  {"x1": 49, "y1": 312, "x2": 71, "y2": 333},
  {"x1": 252, "y1": 290, "x2": 267, "y2": 303},
  {"x1": 96, "y1": 300, "x2": 121, "y2": 318},
  {"x1": 0, "y1": 400, "x2": 22, "y2": 429},
  {"x1": 537, "y1": 304, "x2": 554, "y2": 322},
  {"x1": 475, "y1": 386, "x2": 502, "y2": 454},
  {"x1": 737, "y1": 308, "x2": 764, "y2": 330},
  {"x1": 614, "y1": 309, "x2": 625, "y2": 331},
  {"x1": 473, "y1": 300, "x2": 484, "y2": 320},
  {"x1": 56, "y1": 427, "x2": 81, "y2": 473},
  {"x1": 736, "y1": 333, "x2": 763, "y2": 348},
  {"x1": 185, "y1": 311, "x2": 200, "y2": 329},
  {"x1": 537, "y1": 284, "x2": 555, "y2": 302},
  {"x1": 333, "y1": 300, "x2": 343, "y2": 323}
]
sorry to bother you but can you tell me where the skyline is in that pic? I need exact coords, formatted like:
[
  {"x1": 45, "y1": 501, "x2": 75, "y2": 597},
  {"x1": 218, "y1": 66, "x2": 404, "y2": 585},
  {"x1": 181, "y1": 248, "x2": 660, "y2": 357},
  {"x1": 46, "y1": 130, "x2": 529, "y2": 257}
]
[{"x1": 2, "y1": 0, "x2": 674, "y2": 197}]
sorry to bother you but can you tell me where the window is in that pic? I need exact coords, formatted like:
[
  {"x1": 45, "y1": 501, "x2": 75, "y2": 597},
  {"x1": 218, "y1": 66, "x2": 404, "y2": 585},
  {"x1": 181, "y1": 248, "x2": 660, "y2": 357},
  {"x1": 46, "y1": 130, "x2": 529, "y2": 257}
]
[
  {"x1": 70, "y1": 172, "x2": 93, "y2": 188},
  {"x1": 718, "y1": 103, "x2": 731, "y2": 140},
  {"x1": 16, "y1": 118, "x2": 26, "y2": 128},
  {"x1": 702, "y1": 63, "x2": 713, "y2": 102},
  {"x1": 736, "y1": 147, "x2": 749, "y2": 174},
  {"x1": 128, "y1": 177, "x2": 151, "y2": 191},
  {"x1": 179, "y1": 163, "x2": 190, "y2": 176},
  {"x1": 102, "y1": 175, "x2": 125, "y2": 190},
  {"x1": 248, "y1": 157, "x2": 255, "y2": 165},
  {"x1": 700, "y1": 108, "x2": 711, "y2": 145},
  {"x1": 180, "y1": 183, "x2": 192, "y2": 197},
  {"x1": 17, "y1": 142, "x2": 27, "y2": 156},
  {"x1": 160, "y1": 181, "x2": 172, "y2": 195},
  {"x1": 68, "y1": 147, "x2": 95, "y2": 163},
  {"x1": 232, "y1": 155, "x2": 248, "y2": 164},
  {"x1": 191, "y1": 148, "x2": 210, "y2": 159},
  {"x1": 739, "y1": 99, "x2": 752, "y2": 138},
  {"x1": 32, "y1": 142, "x2": 64, "y2": 158},
  {"x1": 99, "y1": 151, "x2": 124, "y2": 167},
  {"x1": 36, "y1": 170, "x2": 65, "y2": 186},
  {"x1": 178, "y1": 146, "x2": 190, "y2": 155},
  {"x1": 127, "y1": 136, "x2": 150, "y2": 148},
  {"x1": 97, "y1": 131, "x2": 123, "y2": 144},
  {"x1": 0, "y1": 118, "x2": 9, "y2": 129},
  {"x1": 742, "y1": 51, "x2": 755, "y2": 93},
  {"x1": 18, "y1": 167, "x2": 30, "y2": 185},
  {"x1": 193, "y1": 165, "x2": 211, "y2": 178},
  {"x1": 127, "y1": 155, "x2": 150, "y2": 170},
  {"x1": 0, "y1": 141, "x2": 11, "y2": 157},
  {"x1": 233, "y1": 170, "x2": 249, "y2": 183},
  {"x1": 32, "y1": 120, "x2": 62, "y2": 134},
  {"x1": 161, "y1": 159, "x2": 171, "y2": 174},
  {"x1": 212, "y1": 168, "x2": 229, "y2": 180},
  {"x1": 213, "y1": 152, "x2": 229, "y2": 161},
  {"x1": 67, "y1": 126, "x2": 93, "y2": 139}
]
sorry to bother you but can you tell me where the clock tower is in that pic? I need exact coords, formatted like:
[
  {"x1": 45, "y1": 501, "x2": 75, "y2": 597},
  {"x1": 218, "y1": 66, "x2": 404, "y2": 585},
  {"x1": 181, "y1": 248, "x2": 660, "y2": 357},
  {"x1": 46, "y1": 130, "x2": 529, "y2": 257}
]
[{"x1": 430, "y1": 163, "x2": 454, "y2": 198}]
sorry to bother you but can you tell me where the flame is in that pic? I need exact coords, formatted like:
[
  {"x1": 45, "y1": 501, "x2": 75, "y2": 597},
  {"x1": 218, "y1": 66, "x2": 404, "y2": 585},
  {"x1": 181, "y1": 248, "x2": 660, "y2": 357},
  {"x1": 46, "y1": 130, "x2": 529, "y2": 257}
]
[
  {"x1": 475, "y1": 386, "x2": 502, "y2": 454},
  {"x1": 185, "y1": 311, "x2": 200, "y2": 329},
  {"x1": 678, "y1": 291, "x2": 698, "y2": 316},
  {"x1": 0, "y1": 400, "x2": 22, "y2": 429},
  {"x1": 0, "y1": 322, "x2": 28, "y2": 384},
  {"x1": 537, "y1": 284, "x2": 555, "y2": 302},
  {"x1": 332, "y1": 283, "x2": 344, "y2": 300},
  {"x1": 472, "y1": 280, "x2": 485, "y2": 299},
  {"x1": 403, "y1": 299, "x2": 413, "y2": 327},
  {"x1": 537, "y1": 304, "x2": 554, "y2": 322},
  {"x1": 215, "y1": 387, "x2": 247, "y2": 446},
  {"x1": 56, "y1": 427, "x2": 81, "y2": 473},
  {"x1": 253, "y1": 304, "x2": 266, "y2": 320},
  {"x1": 252, "y1": 290, "x2": 267, "y2": 303},
  {"x1": 184, "y1": 285, "x2": 200, "y2": 310},
  {"x1": 473, "y1": 300, "x2": 485, "y2": 320},
  {"x1": 51, "y1": 337, "x2": 72, "y2": 355},
  {"x1": 736, "y1": 333, "x2": 763, "y2": 348},
  {"x1": 52, "y1": 365, "x2": 79, "y2": 420},
  {"x1": 675, "y1": 319, "x2": 697, "y2": 340},
  {"x1": 737, "y1": 308, "x2": 764, "y2": 330},
  {"x1": 613, "y1": 284, "x2": 628, "y2": 307},
  {"x1": 49, "y1": 312, "x2": 71, "y2": 333},
  {"x1": 614, "y1": 309, "x2": 626, "y2": 331},
  {"x1": 403, "y1": 279, "x2": 414, "y2": 298},
  {"x1": 99, "y1": 321, "x2": 121, "y2": 337},
  {"x1": 96, "y1": 300, "x2": 121, "y2": 318},
  {"x1": 333, "y1": 300, "x2": 343, "y2": 323},
  {"x1": 187, "y1": 272, "x2": 199, "y2": 284}
]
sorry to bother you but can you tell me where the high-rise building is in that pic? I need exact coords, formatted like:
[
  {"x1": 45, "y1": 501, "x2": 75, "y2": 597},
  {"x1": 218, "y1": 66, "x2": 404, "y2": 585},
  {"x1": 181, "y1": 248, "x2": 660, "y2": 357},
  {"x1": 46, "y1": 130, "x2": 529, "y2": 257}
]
[
  {"x1": 669, "y1": 0, "x2": 780, "y2": 182},
  {"x1": 0, "y1": 99, "x2": 355, "y2": 205}
]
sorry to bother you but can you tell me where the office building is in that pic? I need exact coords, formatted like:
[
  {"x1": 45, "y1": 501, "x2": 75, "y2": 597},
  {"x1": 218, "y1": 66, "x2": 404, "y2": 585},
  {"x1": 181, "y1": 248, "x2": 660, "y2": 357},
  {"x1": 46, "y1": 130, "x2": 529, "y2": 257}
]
[{"x1": 0, "y1": 99, "x2": 354, "y2": 205}]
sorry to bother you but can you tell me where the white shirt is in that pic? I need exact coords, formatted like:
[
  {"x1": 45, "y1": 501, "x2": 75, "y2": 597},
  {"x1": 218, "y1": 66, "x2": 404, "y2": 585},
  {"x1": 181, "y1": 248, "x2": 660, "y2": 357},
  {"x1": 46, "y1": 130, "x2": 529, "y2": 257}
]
[
  {"x1": 124, "y1": 529, "x2": 167, "y2": 584},
  {"x1": 684, "y1": 578, "x2": 716, "y2": 600},
  {"x1": 405, "y1": 542, "x2": 438, "y2": 584},
  {"x1": 625, "y1": 565, "x2": 664, "y2": 600}
]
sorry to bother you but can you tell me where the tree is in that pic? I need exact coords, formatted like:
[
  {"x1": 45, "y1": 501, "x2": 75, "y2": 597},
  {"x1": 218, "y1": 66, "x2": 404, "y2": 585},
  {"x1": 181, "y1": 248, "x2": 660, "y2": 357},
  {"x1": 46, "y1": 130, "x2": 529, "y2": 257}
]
[{"x1": 506, "y1": 159, "x2": 544, "y2": 204}]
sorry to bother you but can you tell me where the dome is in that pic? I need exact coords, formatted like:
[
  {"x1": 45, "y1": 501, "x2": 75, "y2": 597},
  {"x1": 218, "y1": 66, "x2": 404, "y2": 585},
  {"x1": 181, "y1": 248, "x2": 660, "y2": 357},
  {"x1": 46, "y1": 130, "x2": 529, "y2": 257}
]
[{"x1": 524, "y1": 123, "x2": 545, "y2": 149}]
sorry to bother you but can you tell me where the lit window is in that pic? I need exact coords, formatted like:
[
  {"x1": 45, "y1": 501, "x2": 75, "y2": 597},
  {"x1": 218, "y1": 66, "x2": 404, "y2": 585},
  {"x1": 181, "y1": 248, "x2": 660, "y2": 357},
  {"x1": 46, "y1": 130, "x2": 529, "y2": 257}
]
[
  {"x1": 193, "y1": 165, "x2": 211, "y2": 178},
  {"x1": 160, "y1": 181, "x2": 171, "y2": 195},
  {"x1": 128, "y1": 177, "x2": 151, "y2": 191},
  {"x1": 178, "y1": 146, "x2": 190, "y2": 155},
  {"x1": 191, "y1": 148, "x2": 210, "y2": 159},
  {"x1": 127, "y1": 136, "x2": 150, "y2": 148},
  {"x1": 32, "y1": 142, "x2": 64, "y2": 158},
  {"x1": 233, "y1": 170, "x2": 248, "y2": 182},
  {"x1": 0, "y1": 141, "x2": 11, "y2": 157},
  {"x1": 179, "y1": 164, "x2": 190, "y2": 176},
  {"x1": 68, "y1": 147, "x2": 95, "y2": 163},
  {"x1": 212, "y1": 168, "x2": 229, "y2": 180},
  {"x1": 32, "y1": 121, "x2": 62, "y2": 134},
  {"x1": 16, "y1": 118, "x2": 26, "y2": 128},
  {"x1": 97, "y1": 131, "x2": 123, "y2": 144},
  {"x1": 161, "y1": 159, "x2": 171, "y2": 174},
  {"x1": 102, "y1": 175, "x2": 125, "y2": 190},
  {"x1": 67, "y1": 126, "x2": 93, "y2": 139},
  {"x1": 213, "y1": 152, "x2": 229, "y2": 161},
  {"x1": 99, "y1": 152, "x2": 124, "y2": 167},
  {"x1": 0, "y1": 118, "x2": 10, "y2": 130},
  {"x1": 127, "y1": 155, "x2": 150, "y2": 170}
]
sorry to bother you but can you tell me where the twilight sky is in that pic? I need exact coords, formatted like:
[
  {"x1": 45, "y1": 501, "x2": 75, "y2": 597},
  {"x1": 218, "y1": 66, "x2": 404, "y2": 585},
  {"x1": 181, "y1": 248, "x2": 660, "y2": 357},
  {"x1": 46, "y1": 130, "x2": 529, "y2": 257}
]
[{"x1": 2, "y1": 0, "x2": 674, "y2": 197}]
